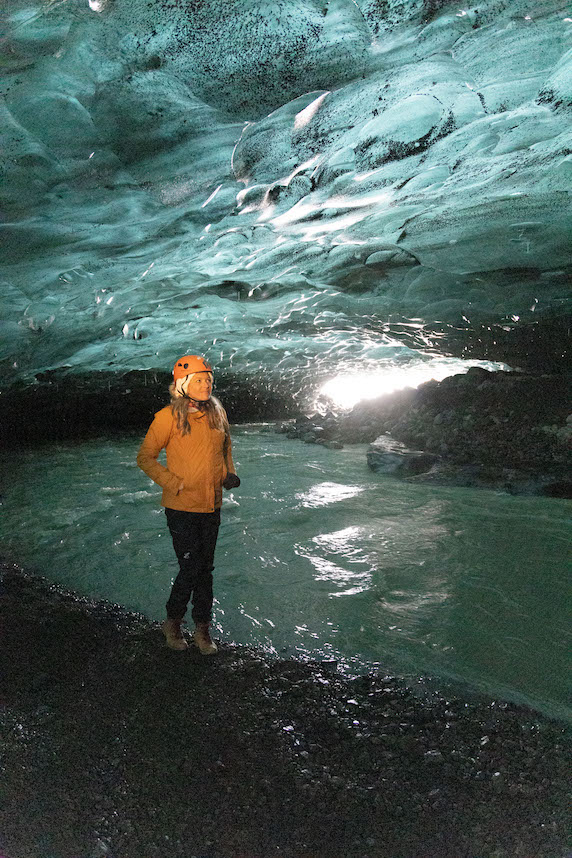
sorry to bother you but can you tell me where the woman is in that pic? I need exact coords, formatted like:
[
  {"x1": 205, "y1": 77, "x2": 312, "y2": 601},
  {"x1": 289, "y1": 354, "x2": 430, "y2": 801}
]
[{"x1": 137, "y1": 355, "x2": 239, "y2": 654}]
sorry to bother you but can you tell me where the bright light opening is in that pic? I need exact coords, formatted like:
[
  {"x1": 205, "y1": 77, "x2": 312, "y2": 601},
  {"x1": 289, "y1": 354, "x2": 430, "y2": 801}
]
[{"x1": 319, "y1": 359, "x2": 507, "y2": 410}]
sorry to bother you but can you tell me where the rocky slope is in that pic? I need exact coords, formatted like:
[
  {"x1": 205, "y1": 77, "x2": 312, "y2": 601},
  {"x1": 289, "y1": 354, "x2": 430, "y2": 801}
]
[{"x1": 279, "y1": 368, "x2": 572, "y2": 495}]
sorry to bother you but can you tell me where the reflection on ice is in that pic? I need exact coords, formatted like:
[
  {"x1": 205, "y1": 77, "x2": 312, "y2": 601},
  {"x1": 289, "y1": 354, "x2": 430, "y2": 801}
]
[
  {"x1": 306, "y1": 525, "x2": 373, "y2": 594},
  {"x1": 295, "y1": 482, "x2": 363, "y2": 507},
  {"x1": 294, "y1": 624, "x2": 320, "y2": 640},
  {"x1": 306, "y1": 555, "x2": 371, "y2": 591},
  {"x1": 380, "y1": 587, "x2": 450, "y2": 617},
  {"x1": 312, "y1": 524, "x2": 363, "y2": 553}
]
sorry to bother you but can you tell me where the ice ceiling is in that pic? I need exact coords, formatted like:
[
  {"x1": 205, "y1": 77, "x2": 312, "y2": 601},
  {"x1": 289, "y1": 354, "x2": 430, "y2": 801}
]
[{"x1": 1, "y1": 0, "x2": 571, "y2": 399}]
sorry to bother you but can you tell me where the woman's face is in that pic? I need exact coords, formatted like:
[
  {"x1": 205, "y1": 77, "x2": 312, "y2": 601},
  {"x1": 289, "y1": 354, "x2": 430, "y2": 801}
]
[{"x1": 182, "y1": 371, "x2": 213, "y2": 401}]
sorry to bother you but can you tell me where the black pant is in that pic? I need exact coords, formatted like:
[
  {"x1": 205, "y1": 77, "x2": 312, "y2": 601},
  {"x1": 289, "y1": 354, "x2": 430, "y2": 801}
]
[{"x1": 165, "y1": 508, "x2": 221, "y2": 623}]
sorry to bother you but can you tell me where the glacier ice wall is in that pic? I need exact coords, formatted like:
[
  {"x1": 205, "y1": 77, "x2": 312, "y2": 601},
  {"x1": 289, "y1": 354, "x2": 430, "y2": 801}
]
[{"x1": 1, "y1": 0, "x2": 571, "y2": 393}]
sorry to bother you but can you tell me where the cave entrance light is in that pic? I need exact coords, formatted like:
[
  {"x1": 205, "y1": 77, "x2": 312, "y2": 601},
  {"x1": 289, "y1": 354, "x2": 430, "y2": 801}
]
[{"x1": 318, "y1": 357, "x2": 508, "y2": 410}]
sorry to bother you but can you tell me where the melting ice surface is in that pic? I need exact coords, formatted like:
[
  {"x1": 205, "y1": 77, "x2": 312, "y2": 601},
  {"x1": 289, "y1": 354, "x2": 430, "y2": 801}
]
[
  {"x1": 1, "y1": 427, "x2": 570, "y2": 723},
  {"x1": 1, "y1": 0, "x2": 571, "y2": 383}
]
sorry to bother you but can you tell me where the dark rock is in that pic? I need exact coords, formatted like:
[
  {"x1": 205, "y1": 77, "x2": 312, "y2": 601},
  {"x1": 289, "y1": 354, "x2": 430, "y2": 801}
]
[
  {"x1": 310, "y1": 370, "x2": 571, "y2": 496},
  {"x1": 367, "y1": 434, "x2": 439, "y2": 476},
  {"x1": 0, "y1": 371, "x2": 298, "y2": 447},
  {"x1": 538, "y1": 480, "x2": 572, "y2": 499}
]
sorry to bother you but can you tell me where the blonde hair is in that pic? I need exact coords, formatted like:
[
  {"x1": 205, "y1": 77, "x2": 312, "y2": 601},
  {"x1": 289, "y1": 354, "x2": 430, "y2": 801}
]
[{"x1": 168, "y1": 382, "x2": 229, "y2": 437}]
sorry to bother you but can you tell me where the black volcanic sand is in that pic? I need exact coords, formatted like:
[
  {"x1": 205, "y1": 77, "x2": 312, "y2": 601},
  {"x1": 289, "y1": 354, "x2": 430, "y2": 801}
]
[{"x1": 1, "y1": 564, "x2": 569, "y2": 858}]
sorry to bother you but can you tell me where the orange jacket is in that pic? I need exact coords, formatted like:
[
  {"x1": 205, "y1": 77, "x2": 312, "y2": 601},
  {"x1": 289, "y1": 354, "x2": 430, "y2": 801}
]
[{"x1": 136, "y1": 405, "x2": 236, "y2": 513}]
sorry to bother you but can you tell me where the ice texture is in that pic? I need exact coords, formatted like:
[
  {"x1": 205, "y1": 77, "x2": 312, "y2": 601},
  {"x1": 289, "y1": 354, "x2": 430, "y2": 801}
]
[{"x1": 1, "y1": 0, "x2": 571, "y2": 386}]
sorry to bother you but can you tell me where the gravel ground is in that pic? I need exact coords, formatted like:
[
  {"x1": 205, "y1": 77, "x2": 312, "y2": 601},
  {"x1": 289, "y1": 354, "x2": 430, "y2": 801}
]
[{"x1": 1, "y1": 563, "x2": 570, "y2": 858}]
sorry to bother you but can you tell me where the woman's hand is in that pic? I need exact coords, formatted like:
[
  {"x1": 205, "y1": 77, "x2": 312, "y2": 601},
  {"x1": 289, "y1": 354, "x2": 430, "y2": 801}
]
[{"x1": 223, "y1": 473, "x2": 240, "y2": 490}]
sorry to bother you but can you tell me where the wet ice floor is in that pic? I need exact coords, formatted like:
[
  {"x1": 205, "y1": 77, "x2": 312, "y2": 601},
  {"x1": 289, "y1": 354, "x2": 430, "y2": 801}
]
[{"x1": 0, "y1": 425, "x2": 570, "y2": 722}]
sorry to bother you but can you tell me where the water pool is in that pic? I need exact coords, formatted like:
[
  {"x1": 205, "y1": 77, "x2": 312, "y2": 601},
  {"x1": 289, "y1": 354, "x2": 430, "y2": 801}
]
[{"x1": 1, "y1": 426, "x2": 570, "y2": 721}]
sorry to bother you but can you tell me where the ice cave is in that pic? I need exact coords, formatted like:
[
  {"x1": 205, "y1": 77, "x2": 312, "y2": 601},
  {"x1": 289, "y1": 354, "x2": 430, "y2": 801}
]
[{"x1": 1, "y1": 1, "x2": 571, "y2": 856}]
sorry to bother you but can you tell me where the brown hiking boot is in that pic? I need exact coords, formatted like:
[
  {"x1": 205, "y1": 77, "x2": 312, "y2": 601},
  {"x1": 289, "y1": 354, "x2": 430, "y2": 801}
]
[
  {"x1": 193, "y1": 622, "x2": 218, "y2": 656},
  {"x1": 162, "y1": 618, "x2": 189, "y2": 651}
]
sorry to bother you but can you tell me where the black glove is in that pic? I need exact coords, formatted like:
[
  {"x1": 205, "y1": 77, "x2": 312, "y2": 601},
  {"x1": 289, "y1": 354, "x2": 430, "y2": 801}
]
[{"x1": 223, "y1": 473, "x2": 241, "y2": 490}]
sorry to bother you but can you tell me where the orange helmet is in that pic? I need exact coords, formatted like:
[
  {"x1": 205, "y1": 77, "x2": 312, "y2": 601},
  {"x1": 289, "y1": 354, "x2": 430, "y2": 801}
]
[{"x1": 173, "y1": 355, "x2": 213, "y2": 381}]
